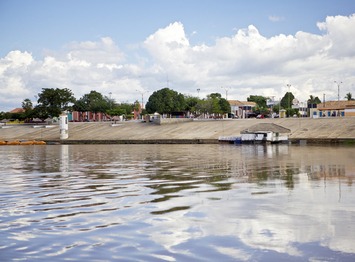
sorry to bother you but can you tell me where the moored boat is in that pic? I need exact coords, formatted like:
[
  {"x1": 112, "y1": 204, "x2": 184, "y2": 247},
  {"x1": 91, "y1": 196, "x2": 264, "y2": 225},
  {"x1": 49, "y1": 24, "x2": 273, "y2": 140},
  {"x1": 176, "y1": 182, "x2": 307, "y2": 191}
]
[
  {"x1": 34, "y1": 141, "x2": 46, "y2": 145},
  {"x1": 20, "y1": 141, "x2": 35, "y2": 145},
  {"x1": 6, "y1": 141, "x2": 20, "y2": 145}
]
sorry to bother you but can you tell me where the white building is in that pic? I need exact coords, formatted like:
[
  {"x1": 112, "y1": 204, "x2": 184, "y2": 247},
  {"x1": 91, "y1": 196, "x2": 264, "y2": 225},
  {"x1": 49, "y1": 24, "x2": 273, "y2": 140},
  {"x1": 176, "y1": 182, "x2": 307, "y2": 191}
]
[{"x1": 228, "y1": 100, "x2": 257, "y2": 119}]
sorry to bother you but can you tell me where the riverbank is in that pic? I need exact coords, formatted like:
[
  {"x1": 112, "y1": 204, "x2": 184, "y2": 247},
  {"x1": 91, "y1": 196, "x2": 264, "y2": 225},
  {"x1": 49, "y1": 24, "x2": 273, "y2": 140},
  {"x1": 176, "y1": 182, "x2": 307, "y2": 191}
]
[{"x1": 1, "y1": 117, "x2": 355, "y2": 144}]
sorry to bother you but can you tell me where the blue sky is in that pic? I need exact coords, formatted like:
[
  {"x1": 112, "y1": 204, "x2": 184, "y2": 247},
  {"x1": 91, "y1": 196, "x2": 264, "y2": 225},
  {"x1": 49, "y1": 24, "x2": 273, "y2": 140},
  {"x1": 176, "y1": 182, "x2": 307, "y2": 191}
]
[{"x1": 1, "y1": 0, "x2": 355, "y2": 112}]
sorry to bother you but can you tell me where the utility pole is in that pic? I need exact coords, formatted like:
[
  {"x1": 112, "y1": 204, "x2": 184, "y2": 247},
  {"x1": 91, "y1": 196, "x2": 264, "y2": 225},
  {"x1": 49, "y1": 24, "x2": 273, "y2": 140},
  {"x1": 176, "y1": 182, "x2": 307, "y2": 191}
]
[
  {"x1": 136, "y1": 90, "x2": 149, "y2": 110},
  {"x1": 197, "y1": 88, "x2": 200, "y2": 98},
  {"x1": 221, "y1": 86, "x2": 231, "y2": 100},
  {"x1": 334, "y1": 81, "x2": 342, "y2": 117}
]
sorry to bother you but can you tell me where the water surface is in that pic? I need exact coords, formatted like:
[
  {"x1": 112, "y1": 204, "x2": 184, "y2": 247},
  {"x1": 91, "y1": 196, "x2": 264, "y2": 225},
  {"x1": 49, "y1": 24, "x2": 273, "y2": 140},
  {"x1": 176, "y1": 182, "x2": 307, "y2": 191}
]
[{"x1": 1, "y1": 144, "x2": 355, "y2": 261}]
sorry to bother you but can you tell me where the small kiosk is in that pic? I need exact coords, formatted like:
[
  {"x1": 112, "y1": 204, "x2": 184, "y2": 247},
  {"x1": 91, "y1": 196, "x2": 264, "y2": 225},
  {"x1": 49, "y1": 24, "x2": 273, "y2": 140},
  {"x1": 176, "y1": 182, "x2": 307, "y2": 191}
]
[{"x1": 59, "y1": 113, "x2": 68, "y2": 139}]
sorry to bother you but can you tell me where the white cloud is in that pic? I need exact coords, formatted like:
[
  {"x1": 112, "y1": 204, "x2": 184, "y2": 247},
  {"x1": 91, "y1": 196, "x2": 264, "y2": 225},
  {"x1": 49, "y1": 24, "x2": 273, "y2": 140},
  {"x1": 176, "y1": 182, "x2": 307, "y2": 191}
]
[
  {"x1": 1, "y1": 14, "x2": 355, "y2": 112},
  {"x1": 268, "y1": 15, "x2": 285, "y2": 22}
]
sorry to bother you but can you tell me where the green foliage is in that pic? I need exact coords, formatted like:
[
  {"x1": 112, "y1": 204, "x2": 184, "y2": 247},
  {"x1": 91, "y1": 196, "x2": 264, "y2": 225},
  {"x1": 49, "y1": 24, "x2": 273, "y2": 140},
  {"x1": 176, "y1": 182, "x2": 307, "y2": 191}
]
[
  {"x1": 77, "y1": 91, "x2": 117, "y2": 119},
  {"x1": 146, "y1": 88, "x2": 187, "y2": 114},
  {"x1": 211, "y1": 100, "x2": 222, "y2": 114},
  {"x1": 207, "y1": 93, "x2": 222, "y2": 100},
  {"x1": 218, "y1": 98, "x2": 231, "y2": 113},
  {"x1": 119, "y1": 102, "x2": 134, "y2": 114},
  {"x1": 195, "y1": 93, "x2": 230, "y2": 115},
  {"x1": 22, "y1": 98, "x2": 33, "y2": 112},
  {"x1": 344, "y1": 140, "x2": 355, "y2": 146},
  {"x1": 106, "y1": 108, "x2": 126, "y2": 117},
  {"x1": 195, "y1": 99, "x2": 213, "y2": 114},
  {"x1": 307, "y1": 95, "x2": 321, "y2": 104},
  {"x1": 273, "y1": 104, "x2": 280, "y2": 114},
  {"x1": 33, "y1": 105, "x2": 50, "y2": 121},
  {"x1": 37, "y1": 88, "x2": 76, "y2": 117},
  {"x1": 73, "y1": 99, "x2": 89, "y2": 121},
  {"x1": 90, "y1": 98, "x2": 110, "y2": 114},
  {"x1": 184, "y1": 95, "x2": 200, "y2": 112},
  {"x1": 247, "y1": 95, "x2": 269, "y2": 113},
  {"x1": 22, "y1": 98, "x2": 34, "y2": 120},
  {"x1": 133, "y1": 100, "x2": 140, "y2": 112},
  {"x1": 345, "y1": 92, "x2": 354, "y2": 101},
  {"x1": 280, "y1": 92, "x2": 295, "y2": 109},
  {"x1": 82, "y1": 90, "x2": 103, "y2": 105},
  {"x1": 285, "y1": 108, "x2": 295, "y2": 117}
]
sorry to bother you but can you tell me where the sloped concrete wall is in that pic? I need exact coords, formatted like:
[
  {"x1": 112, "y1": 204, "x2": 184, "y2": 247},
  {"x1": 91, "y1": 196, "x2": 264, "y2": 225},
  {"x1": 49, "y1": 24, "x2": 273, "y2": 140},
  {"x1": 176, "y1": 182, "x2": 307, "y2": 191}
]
[{"x1": 153, "y1": 118, "x2": 194, "y2": 125}]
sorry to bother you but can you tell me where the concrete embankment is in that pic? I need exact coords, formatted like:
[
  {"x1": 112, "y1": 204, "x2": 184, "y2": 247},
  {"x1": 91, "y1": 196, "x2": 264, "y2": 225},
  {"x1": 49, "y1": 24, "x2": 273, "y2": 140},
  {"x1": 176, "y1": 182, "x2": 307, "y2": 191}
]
[{"x1": 1, "y1": 117, "x2": 355, "y2": 144}]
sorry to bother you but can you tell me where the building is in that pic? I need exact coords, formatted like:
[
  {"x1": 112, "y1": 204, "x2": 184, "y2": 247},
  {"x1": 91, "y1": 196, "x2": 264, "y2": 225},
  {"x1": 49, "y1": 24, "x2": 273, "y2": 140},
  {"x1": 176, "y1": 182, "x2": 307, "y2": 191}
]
[
  {"x1": 291, "y1": 99, "x2": 308, "y2": 117},
  {"x1": 241, "y1": 123, "x2": 291, "y2": 143},
  {"x1": 312, "y1": 100, "x2": 355, "y2": 118},
  {"x1": 266, "y1": 97, "x2": 279, "y2": 110},
  {"x1": 228, "y1": 100, "x2": 256, "y2": 119}
]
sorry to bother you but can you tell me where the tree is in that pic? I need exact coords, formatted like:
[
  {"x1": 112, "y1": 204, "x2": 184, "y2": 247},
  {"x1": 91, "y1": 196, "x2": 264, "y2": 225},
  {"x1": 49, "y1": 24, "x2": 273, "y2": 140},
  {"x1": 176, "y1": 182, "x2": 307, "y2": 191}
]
[
  {"x1": 22, "y1": 98, "x2": 33, "y2": 112},
  {"x1": 146, "y1": 88, "x2": 187, "y2": 114},
  {"x1": 307, "y1": 95, "x2": 321, "y2": 104},
  {"x1": 22, "y1": 98, "x2": 34, "y2": 120},
  {"x1": 37, "y1": 88, "x2": 76, "y2": 117},
  {"x1": 247, "y1": 95, "x2": 269, "y2": 114},
  {"x1": 119, "y1": 102, "x2": 134, "y2": 115},
  {"x1": 345, "y1": 92, "x2": 354, "y2": 101},
  {"x1": 272, "y1": 104, "x2": 280, "y2": 114},
  {"x1": 90, "y1": 97, "x2": 111, "y2": 118},
  {"x1": 195, "y1": 99, "x2": 213, "y2": 115},
  {"x1": 33, "y1": 104, "x2": 50, "y2": 121},
  {"x1": 106, "y1": 108, "x2": 126, "y2": 120},
  {"x1": 280, "y1": 92, "x2": 295, "y2": 109},
  {"x1": 82, "y1": 90, "x2": 103, "y2": 105},
  {"x1": 211, "y1": 100, "x2": 222, "y2": 114},
  {"x1": 207, "y1": 93, "x2": 222, "y2": 100},
  {"x1": 133, "y1": 100, "x2": 140, "y2": 112},
  {"x1": 194, "y1": 93, "x2": 230, "y2": 115},
  {"x1": 184, "y1": 95, "x2": 200, "y2": 113},
  {"x1": 73, "y1": 99, "x2": 89, "y2": 121},
  {"x1": 218, "y1": 98, "x2": 231, "y2": 114}
]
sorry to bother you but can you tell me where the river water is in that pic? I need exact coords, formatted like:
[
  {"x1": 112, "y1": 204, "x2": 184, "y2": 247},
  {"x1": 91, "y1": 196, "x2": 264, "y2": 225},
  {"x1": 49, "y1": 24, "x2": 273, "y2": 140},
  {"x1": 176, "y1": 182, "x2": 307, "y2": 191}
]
[{"x1": 1, "y1": 144, "x2": 355, "y2": 261}]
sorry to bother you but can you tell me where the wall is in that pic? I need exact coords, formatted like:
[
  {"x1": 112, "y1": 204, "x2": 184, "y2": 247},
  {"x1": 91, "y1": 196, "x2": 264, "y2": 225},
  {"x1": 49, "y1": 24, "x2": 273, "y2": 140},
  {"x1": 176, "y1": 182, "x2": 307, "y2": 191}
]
[
  {"x1": 153, "y1": 118, "x2": 194, "y2": 125},
  {"x1": 345, "y1": 109, "x2": 355, "y2": 117}
]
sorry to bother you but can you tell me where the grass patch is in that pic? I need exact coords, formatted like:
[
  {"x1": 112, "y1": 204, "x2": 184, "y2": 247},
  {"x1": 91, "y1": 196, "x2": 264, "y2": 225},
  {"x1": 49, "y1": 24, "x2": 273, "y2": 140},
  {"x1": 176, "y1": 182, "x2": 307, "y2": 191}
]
[{"x1": 343, "y1": 140, "x2": 355, "y2": 145}]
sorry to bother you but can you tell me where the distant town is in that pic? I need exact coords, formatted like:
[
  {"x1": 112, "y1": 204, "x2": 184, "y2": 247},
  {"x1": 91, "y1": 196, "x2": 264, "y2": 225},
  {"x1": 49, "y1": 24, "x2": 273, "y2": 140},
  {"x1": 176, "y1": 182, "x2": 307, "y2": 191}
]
[{"x1": 2, "y1": 87, "x2": 355, "y2": 124}]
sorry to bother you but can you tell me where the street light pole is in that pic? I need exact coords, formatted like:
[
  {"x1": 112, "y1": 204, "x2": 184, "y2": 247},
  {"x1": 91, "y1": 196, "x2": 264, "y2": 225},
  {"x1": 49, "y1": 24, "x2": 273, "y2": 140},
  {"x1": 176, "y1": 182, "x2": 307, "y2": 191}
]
[
  {"x1": 334, "y1": 81, "x2": 342, "y2": 117},
  {"x1": 221, "y1": 86, "x2": 231, "y2": 100},
  {"x1": 197, "y1": 88, "x2": 200, "y2": 98},
  {"x1": 136, "y1": 90, "x2": 149, "y2": 110},
  {"x1": 334, "y1": 81, "x2": 342, "y2": 108}
]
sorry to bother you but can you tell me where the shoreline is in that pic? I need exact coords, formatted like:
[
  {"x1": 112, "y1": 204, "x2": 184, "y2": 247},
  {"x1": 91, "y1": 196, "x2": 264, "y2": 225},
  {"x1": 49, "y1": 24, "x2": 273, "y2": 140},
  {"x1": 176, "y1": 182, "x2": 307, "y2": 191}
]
[{"x1": 1, "y1": 117, "x2": 355, "y2": 145}]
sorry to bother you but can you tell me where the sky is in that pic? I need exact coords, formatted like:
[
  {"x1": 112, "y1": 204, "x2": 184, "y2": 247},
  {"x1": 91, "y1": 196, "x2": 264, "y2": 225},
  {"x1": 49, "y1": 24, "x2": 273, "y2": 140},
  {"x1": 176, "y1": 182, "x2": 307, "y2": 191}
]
[{"x1": 1, "y1": 0, "x2": 355, "y2": 112}]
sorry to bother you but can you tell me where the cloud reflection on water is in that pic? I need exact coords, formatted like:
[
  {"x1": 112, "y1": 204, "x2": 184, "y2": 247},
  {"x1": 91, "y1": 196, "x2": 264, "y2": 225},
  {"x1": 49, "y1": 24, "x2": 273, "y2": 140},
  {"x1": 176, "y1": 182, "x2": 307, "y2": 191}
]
[{"x1": 0, "y1": 144, "x2": 355, "y2": 261}]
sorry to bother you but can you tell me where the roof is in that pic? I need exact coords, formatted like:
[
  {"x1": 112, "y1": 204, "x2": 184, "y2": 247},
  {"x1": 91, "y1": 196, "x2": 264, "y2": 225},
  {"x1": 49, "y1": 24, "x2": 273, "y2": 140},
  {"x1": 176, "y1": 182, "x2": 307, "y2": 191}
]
[
  {"x1": 241, "y1": 123, "x2": 291, "y2": 134},
  {"x1": 317, "y1": 100, "x2": 355, "y2": 108},
  {"x1": 228, "y1": 100, "x2": 256, "y2": 106},
  {"x1": 319, "y1": 106, "x2": 355, "y2": 110},
  {"x1": 9, "y1": 108, "x2": 25, "y2": 113}
]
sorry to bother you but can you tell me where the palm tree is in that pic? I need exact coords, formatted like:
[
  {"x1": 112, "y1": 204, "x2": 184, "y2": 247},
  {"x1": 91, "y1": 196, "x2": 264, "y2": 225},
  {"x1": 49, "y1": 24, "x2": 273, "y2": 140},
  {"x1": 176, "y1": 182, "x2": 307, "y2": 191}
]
[{"x1": 345, "y1": 92, "x2": 354, "y2": 101}]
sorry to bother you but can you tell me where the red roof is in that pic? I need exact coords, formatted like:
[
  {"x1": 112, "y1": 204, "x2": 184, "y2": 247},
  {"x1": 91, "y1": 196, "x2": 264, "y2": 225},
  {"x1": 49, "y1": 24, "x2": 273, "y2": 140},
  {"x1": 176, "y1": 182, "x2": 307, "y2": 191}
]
[{"x1": 9, "y1": 108, "x2": 25, "y2": 113}]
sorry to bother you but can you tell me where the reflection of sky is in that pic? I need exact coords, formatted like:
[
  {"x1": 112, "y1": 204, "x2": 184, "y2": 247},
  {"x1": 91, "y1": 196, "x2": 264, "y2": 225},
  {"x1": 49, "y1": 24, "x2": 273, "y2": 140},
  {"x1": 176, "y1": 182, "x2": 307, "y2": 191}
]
[
  {"x1": 143, "y1": 172, "x2": 355, "y2": 259},
  {"x1": 1, "y1": 144, "x2": 355, "y2": 260}
]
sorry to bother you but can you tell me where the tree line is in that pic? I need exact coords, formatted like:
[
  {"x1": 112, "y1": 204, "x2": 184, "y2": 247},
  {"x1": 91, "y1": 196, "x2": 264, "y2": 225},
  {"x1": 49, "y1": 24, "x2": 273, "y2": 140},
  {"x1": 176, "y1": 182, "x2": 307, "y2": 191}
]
[
  {"x1": 0, "y1": 88, "x2": 140, "y2": 122},
  {"x1": 0, "y1": 87, "x2": 231, "y2": 121},
  {"x1": 2, "y1": 86, "x2": 352, "y2": 121}
]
